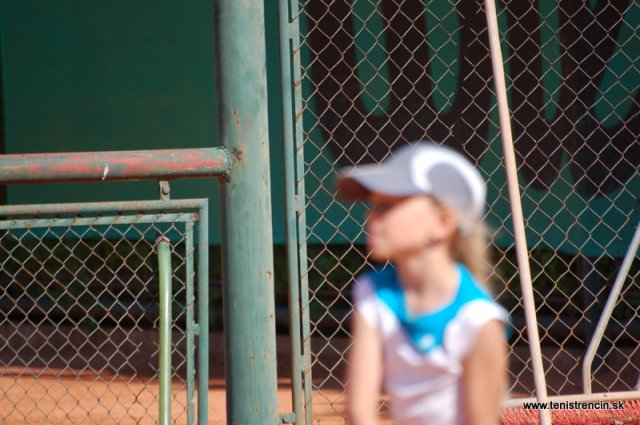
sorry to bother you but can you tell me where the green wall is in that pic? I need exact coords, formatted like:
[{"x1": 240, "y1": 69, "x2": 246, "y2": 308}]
[
  {"x1": 0, "y1": 0, "x2": 285, "y2": 244},
  {"x1": 2, "y1": 1, "x2": 639, "y2": 257}
]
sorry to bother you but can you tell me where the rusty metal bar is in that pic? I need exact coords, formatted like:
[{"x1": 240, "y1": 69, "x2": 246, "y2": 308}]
[{"x1": 0, "y1": 147, "x2": 232, "y2": 184}]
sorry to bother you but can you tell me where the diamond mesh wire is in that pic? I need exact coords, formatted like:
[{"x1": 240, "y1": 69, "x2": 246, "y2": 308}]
[
  {"x1": 296, "y1": 0, "x2": 640, "y2": 422},
  {"x1": 0, "y1": 207, "x2": 200, "y2": 425}
]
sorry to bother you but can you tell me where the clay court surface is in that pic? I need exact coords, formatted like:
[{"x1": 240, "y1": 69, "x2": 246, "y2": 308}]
[
  {"x1": 4, "y1": 370, "x2": 640, "y2": 425},
  {"x1": 0, "y1": 371, "x2": 347, "y2": 425},
  {"x1": 0, "y1": 330, "x2": 355, "y2": 425},
  {"x1": 2, "y1": 328, "x2": 638, "y2": 424}
]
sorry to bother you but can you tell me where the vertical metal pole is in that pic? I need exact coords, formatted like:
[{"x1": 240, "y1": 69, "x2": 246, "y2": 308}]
[
  {"x1": 289, "y1": 5, "x2": 313, "y2": 421},
  {"x1": 284, "y1": 0, "x2": 314, "y2": 418},
  {"x1": 197, "y1": 202, "x2": 210, "y2": 425},
  {"x1": 278, "y1": 0, "x2": 304, "y2": 423},
  {"x1": 214, "y1": 0, "x2": 280, "y2": 423},
  {"x1": 484, "y1": 1, "x2": 551, "y2": 424},
  {"x1": 583, "y1": 219, "x2": 640, "y2": 393},
  {"x1": 157, "y1": 238, "x2": 172, "y2": 425},
  {"x1": 185, "y1": 222, "x2": 195, "y2": 425}
]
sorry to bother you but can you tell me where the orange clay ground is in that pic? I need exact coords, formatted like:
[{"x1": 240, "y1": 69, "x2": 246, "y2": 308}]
[
  {"x1": 1, "y1": 331, "x2": 639, "y2": 424},
  {"x1": 4, "y1": 370, "x2": 639, "y2": 425}
]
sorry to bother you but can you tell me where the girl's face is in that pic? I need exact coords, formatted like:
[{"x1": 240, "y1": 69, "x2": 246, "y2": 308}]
[{"x1": 365, "y1": 193, "x2": 457, "y2": 262}]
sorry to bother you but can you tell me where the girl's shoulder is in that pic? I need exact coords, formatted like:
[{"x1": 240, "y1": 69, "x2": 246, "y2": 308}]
[
  {"x1": 353, "y1": 265, "x2": 404, "y2": 308},
  {"x1": 351, "y1": 265, "x2": 403, "y2": 331},
  {"x1": 362, "y1": 263, "x2": 398, "y2": 286},
  {"x1": 454, "y1": 264, "x2": 508, "y2": 321},
  {"x1": 447, "y1": 265, "x2": 510, "y2": 354},
  {"x1": 352, "y1": 264, "x2": 399, "y2": 298},
  {"x1": 454, "y1": 264, "x2": 494, "y2": 305}
]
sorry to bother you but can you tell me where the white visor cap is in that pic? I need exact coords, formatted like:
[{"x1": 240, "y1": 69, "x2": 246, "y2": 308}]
[{"x1": 337, "y1": 142, "x2": 487, "y2": 223}]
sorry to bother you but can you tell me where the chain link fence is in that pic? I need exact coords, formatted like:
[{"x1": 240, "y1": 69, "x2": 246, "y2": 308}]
[
  {"x1": 296, "y1": 0, "x2": 640, "y2": 421},
  {"x1": 0, "y1": 200, "x2": 206, "y2": 425}
]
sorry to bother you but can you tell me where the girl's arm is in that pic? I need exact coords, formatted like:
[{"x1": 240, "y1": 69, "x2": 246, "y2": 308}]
[
  {"x1": 461, "y1": 319, "x2": 508, "y2": 425},
  {"x1": 346, "y1": 309, "x2": 383, "y2": 425}
]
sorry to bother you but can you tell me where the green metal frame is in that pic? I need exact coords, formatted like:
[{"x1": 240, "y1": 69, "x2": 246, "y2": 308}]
[
  {"x1": 278, "y1": 0, "x2": 312, "y2": 423},
  {"x1": 0, "y1": 199, "x2": 210, "y2": 424}
]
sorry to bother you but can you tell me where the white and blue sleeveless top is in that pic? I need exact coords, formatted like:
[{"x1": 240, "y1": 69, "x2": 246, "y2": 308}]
[{"x1": 352, "y1": 263, "x2": 508, "y2": 425}]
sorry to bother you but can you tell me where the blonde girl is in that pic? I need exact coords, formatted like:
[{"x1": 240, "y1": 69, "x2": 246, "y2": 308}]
[{"x1": 337, "y1": 142, "x2": 508, "y2": 425}]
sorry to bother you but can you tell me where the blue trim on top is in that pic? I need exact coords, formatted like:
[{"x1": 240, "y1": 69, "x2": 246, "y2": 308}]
[{"x1": 365, "y1": 263, "x2": 494, "y2": 354}]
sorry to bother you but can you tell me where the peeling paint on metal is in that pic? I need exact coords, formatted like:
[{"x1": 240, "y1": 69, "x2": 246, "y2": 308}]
[
  {"x1": 0, "y1": 147, "x2": 233, "y2": 184},
  {"x1": 232, "y1": 147, "x2": 245, "y2": 164}
]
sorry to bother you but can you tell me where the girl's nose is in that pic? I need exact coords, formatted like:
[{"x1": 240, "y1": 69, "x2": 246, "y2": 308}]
[
  {"x1": 365, "y1": 207, "x2": 383, "y2": 223},
  {"x1": 368, "y1": 203, "x2": 392, "y2": 217}
]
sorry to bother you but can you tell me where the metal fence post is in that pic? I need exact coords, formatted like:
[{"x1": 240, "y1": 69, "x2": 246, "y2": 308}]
[
  {"x1": 157, "y1": 237, "x2": 173, "y2": 425},
  {"x1": 214, "y1": 0, "x2": 280, "y2": 424}
]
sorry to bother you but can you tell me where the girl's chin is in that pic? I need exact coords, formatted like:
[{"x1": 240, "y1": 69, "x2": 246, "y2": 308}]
[{"x1": 367, "y1": 247, "x2": 388, "y2": 262}]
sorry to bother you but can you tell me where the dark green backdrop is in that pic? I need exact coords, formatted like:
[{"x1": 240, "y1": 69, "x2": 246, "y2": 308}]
[
  {"x1": 0, "y1": 1, "x2": 285, "y2": 244},
  {"x1": 1, "y1": 1, "x2": 639, "y2": 256}
]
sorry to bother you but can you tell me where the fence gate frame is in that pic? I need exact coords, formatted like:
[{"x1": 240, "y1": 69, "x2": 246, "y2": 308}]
[
  {"x1": 0, "y1": 145, "x2": 280, "y2": 425},
  {"x1": 0, "y1": 197, "x2": 210, "y2": 424}
]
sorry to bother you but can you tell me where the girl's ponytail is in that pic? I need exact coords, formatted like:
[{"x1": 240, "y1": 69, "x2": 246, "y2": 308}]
[{"x1": 451, "y1": 220, "x2": 493, "y2": 292}]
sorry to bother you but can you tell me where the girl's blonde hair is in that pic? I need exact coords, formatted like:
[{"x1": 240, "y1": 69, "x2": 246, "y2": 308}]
[
  {"x1": 429, "y1": 195, "x2": 493, "y2": 290},
  {"x1": 451, "y1": 221, "x2": 493, "y2": 292}
]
